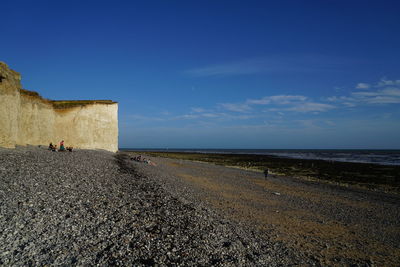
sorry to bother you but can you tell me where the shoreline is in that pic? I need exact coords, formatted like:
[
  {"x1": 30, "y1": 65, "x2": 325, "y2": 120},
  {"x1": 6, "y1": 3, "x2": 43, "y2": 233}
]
[
  {"x1": 128, "y1": 150, "x2": 400, "y2": 194},
  {"x1": 121, "y1": 148, "x2": 400, "y2": 166}
]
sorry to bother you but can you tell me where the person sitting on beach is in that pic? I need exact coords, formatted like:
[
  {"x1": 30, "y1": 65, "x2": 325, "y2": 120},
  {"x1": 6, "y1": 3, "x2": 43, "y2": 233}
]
[
  {"x1": 59, "y1": 140, "x2": 65, "y2": 151},
  {"x1": 150, "y1": 161, "x2": 157, "y2": 166},
  {"x1": 52, "y1": 145, "x2": 57, "y2": 152},
  {"x1": 48, "y1": 142, "x2": 54, "y2": 150},
  {"x1": 66, "y1": 146, "x2": 73, "y2": 152},
  {"x1": 131, "y1": 156, "x2": 143, "y2": 162},
  {"x1": 147, "y1": 159, "x2": 157, "y2": 166}
]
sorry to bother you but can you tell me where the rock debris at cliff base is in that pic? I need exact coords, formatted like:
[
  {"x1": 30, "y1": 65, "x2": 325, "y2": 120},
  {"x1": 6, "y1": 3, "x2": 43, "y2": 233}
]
[{"x1": 0, "y1": 147, "x2": 306, "y2": 266}]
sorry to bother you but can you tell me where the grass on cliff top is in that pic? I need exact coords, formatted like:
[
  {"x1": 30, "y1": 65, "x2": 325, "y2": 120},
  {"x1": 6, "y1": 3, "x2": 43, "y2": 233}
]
[
  {"x1": 20, "y1": 89, "x2": 41, "y2": 97},
  {"x1": 19, "y1": 89, "x2": 116, "y2": 109},
  {"x1": 51, "y1": 100, "x2": 116, "y2": 109},
  {"x1": 132, "y1": 151, "x2": 400, "y2": 193}
]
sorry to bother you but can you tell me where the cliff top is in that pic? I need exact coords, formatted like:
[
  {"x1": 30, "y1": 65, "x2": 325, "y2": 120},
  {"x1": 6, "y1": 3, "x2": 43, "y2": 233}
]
[
  {"x1": 0, "y1": 61, "x2": 118, "y2": 110},
  {"x1": 0, "y1": 62, "x2": 22, "y2": 91},
  {"x1": 20, "y1": 89, "x2": 117, "y2": 108},
  {"x1": 51, "y1": 100, "x2": 117, "y2": 109}
]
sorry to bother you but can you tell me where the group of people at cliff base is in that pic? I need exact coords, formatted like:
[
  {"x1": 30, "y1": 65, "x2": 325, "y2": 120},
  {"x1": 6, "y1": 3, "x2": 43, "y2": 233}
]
[
  {"x1": 48, "y1": 140, "x2": 73, "y2": 152},
  {"x1": 131, "y1": 155, "x2": 156, "y2": 166}
]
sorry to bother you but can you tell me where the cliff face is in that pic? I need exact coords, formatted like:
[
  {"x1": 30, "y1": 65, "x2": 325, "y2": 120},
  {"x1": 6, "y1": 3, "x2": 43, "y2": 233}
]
[
  {"x1": 0, "y1": 62, "x2": 118, "y2": 152},
  {"x1": 0, "y1": 62, "x2": 21, "y2": 148}
]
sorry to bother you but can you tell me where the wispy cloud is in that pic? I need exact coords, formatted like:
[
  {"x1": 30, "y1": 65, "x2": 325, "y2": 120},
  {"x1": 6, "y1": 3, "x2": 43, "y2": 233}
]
[
  {"x1": 219, "y1": 103, "x2": 251, "y2": 112},
  {"x1": 220, "y1": 94, "x2": 334, "y2": 114},
  {"x1": 128, "y1": 114, "x2": 166, "y2": 121},
  {"x1": 356, "y1": 82, "x2": 370, "y2": 89},
  {"x1": 126, "y1": 77, "x2": 400, "y2": 136},
  {"x1": 246, "y1": 95, "x2": 307, "y2": 105},
  {"x1": 173, "y1": 110, "x2": 257, "y2": 121},
  {"x1": 352, "y1": 88, "x2": 400, "y2": 104},
  {"x1": 191, "y1": 107, "x2": 207, "y2": 113},
  {"x1": 185, "y1": 59, "x2": 268, "y2": 77},
  {"x1": 185, "y1": 55, "x2": 349, "y2": 77},
  {"x1": 328, "y1": 78, "x2": 400, "y2": 106},
  {"x1": 126, "y1": 107, "x2": 258, "y2": 127},
  {"x1": 377, "y1": 78, "x2": 400, "y2": 87},
  {"x1": 173, "y1": 114, "x2": 200, "y2": 120},
  {"x1": 287, "y1": 102, "x2": 335, "y2": 112},
  {"x1": 326, "y1": 96, "x2": 356, "y2": 107}
]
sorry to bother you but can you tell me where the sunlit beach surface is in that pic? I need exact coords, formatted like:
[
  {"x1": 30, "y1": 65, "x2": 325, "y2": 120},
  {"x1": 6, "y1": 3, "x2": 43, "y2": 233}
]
[
  {"x1": 128, "y1": 150, "x2": 400, "y2": 265},
  {"x1": 1, "y1": 146, "x2": 399, "y2": 266}
]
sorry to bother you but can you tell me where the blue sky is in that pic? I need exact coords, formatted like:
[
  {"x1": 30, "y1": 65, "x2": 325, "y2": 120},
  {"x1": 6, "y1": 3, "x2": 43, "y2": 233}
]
[{"x1": 2, "y1": 0, "x2": 400, "y2": 149}]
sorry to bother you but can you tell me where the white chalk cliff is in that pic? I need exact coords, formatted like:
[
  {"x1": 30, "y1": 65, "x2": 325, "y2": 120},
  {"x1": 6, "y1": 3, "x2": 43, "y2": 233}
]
[{"x1": 0, "y1": 62, "x2": 118, "y2": 152}]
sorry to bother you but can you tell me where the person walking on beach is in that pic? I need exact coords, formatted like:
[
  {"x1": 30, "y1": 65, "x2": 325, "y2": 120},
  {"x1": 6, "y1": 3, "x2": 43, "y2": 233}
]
[{"x1": 264, "y1": 169, "x2": 269, "y2": 178}]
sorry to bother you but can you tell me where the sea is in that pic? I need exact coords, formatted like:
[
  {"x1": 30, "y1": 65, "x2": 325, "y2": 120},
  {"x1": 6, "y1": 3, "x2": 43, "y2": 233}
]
[{"x1": 121, "y1": 148, "x2": 400, "y2": 166}]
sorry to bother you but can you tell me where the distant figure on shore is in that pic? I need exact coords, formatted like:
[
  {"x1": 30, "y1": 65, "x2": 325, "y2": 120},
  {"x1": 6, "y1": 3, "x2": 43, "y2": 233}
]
[
  {"x1": 264, "y1": 169, "x2": 269, "y2": 178},
  {"x1": 131, "y1": 155, "x2": 156, "y2": 166},
  {"x1": 49, "y1": 143, "x2": 57, "y2": 152},
  {"x1": 66, "y1": 146, "x2": 73, "y2": 152},
  {"x1": 131, "y1": 155, "x2": 140, "y2": 161},
  {"x1": 59, "y1": 140, "x2": 65, "y2": 151}
]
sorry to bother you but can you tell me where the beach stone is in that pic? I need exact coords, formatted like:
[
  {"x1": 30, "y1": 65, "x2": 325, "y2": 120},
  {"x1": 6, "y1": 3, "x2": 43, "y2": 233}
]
[{"x1": 0, "y1": 146, "x2": 303, "y2": 266}]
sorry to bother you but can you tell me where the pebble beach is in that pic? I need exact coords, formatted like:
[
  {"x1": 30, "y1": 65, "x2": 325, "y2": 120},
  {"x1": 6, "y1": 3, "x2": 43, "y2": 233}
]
[
  {"x1": 0, "y1": 147, "x2": 302, "y2": 266},
  {"x1": 1, "y1": 146, "x2": 399, "y2": 266}
]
